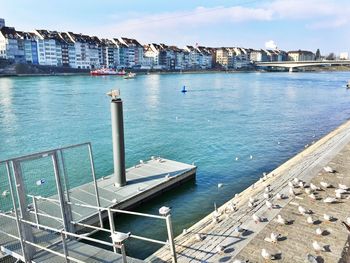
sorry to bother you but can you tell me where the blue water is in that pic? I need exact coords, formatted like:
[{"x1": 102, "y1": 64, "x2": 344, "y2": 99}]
[{"x1": 1, "y1": 72, "x2": 350, "y2": 258}]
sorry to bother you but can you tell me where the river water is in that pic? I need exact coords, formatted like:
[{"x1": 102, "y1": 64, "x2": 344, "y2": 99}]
[{"x1": 1, "y1": 72, "x2": 350, "y2": 258}]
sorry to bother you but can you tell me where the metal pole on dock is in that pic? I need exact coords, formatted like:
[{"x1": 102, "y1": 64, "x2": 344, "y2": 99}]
[{"x1": 107, "y1": 90, "x2": 126, "y2": 187}]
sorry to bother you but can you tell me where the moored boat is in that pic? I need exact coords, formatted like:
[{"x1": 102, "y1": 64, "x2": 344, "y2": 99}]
[
  {"x1": 124, "y1": 72, "x2": 136, "y2": 79},
  {"x1": 90, "y1": 69, "x2": 126, "y2": 76}
]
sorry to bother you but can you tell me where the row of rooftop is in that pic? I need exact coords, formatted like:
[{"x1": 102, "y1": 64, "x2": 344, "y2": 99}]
[{"x1": 0, "y1": 18, "x2": 320, "y2": 71}]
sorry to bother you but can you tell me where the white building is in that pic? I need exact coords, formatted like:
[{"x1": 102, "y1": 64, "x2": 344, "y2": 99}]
[
  {"x1": 340, "y1": 52, "x2": 349, "y2": 60},
  {"x1": 0, "y1": 26, "x2": 25, "y2": 62}
]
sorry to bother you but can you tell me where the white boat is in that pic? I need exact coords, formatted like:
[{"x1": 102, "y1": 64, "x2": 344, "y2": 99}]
[{"x1": 124, "y1": 72, "x2": 136, "y2": 79}]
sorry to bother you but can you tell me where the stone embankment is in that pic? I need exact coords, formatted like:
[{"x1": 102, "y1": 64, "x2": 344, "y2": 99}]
[{"x1": 148, "y1": 120, "x2": 350, "y2": 262}]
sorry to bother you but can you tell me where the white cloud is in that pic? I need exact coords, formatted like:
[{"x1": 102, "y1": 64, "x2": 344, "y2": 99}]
[{"x1": 265, "y1": 40, "x2": 278, "y2": 50}]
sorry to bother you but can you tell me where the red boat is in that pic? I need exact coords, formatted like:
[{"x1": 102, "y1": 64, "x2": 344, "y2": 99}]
[{"x1": 90, "y1": 69, "x2": 126, "y2": 76}]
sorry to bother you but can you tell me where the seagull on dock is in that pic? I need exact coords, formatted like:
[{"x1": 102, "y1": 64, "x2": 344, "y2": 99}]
[
  {"x1": 216, "y1": 244, "x2": 225, "y2": 254},
  {"x1": 312, "y1": 240, "x2": 325, "y2": 252},
  {"x1": 298, "y1": 181, "x2": 306, "y2": 188},
  {"x1": 265, "y1": 200, "x2": 274, "y2": 210},
  {"x1": 339, "y1": 184, "x2": 349, "y2": 190},
  {"x1": 293, "y1": 178, "x2": 300, "y2": 184},
  {"x1": 320, "y1": 181, "x2": 332, "y2": 188},
  {"x1": 323, "y1": 214, "x2": 333, "y2": 222},
  {"x1": 307, "y1": 216, "x2": 314, "y2": 224},
  {"x1": 324, "y1": 166, "x2": 336, "y2": 173},
  {"x1": 195, "y1": 233, "x2": 204, "y2": 241},
  {"x1": 289, "y1": 187, "x2": 296, "y2": 197},
  {"x1": 234, "y1": 226, "x2": 247, "y2": 236},
  {"x1": 298, "y1": 206, "x2": 308, "y2": 215},
  {"x1": 248, "y1": 201, "x2": 255, "y2": 208},
  {"x1": 306, "y1": 254, "x2": 318, "y2": 263},
  {"x1": 308, "y1": 193, "x2": 317, "y2": 201},
  {"x1": 264, "y1": 232, "x2": 280, "y2": 243},
  {"x1": 276, "y1": 214, "x2": 286, "y2": 225},
  {"x1": 336, "y1": 192, "x2": 343, "y2": 199},
  {"x1": 263, "y1": 192, "x2": 271, "y2": 199},
  {"x1": 252, "y1": 213, "x2": 263, "y2": 223},
  {"x1": 225, "y1": 202, "x2": 237, "y2": 213},
  {"x1": 265, "y1": 185, "x2": 271, "y2": 193},
  {"x1": 323, "y1": 197, "x2": 337, "y2": 203},
  {"x1": 316, "y1": 228, "x2": 323, "y2": 236},
  {"x1": 310, "y1": 183, "x2": 321, "y2": 191},
  {"x1": 276, "y1": 193, "x2": 286, "y2": 200},
  {"x1": 305, "y1": 188, "x2": 312, "y2": 195},
  {"x1": 261, "y1": 248, "x2": 275, "y2": 260},
  {"x1": 249, "y1": 197, "x2": 256, "y2": 203},
  {"x1": 288, "y1": 181, "x2": 295, "y2": 188}
]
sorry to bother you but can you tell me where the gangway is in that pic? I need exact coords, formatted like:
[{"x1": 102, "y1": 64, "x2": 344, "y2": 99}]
[{"x1": 0, "y1": 143, "x2": 181, "y2": 263}]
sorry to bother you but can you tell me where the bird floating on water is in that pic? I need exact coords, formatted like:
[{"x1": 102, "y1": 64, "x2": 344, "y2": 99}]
[
  {"x1": 249, "y1": 155, "x2": 253, "y2": 159},
  {"x1": 1, "y1": 190, "x2": 9, "y2": 197},
  {"x1": 235, "y1": 157, "x2": 239, "y2": 161},
  {"x1": 217, "y1": 183, "x2": 223, "y2": 188},
  {"x1": 324, "y1": 166, "x2": 336, "y2": 173}
]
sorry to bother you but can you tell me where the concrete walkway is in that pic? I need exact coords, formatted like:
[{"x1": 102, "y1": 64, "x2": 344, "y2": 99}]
[{"x1": 147, "y1": 120, "x2": 350, "y2": 262}]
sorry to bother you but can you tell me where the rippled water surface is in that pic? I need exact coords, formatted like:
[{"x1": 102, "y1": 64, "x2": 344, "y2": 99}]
[{"x1": 1, "y1": 72, "x2": 350, "y2": 258}]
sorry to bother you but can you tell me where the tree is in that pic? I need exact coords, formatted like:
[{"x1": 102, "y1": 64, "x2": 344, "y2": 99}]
[
  {"x1": 315, "y1": 49, "x2": 321, "y2": 60},
  {"x1": 326, "y1": 53, "x2": 336, "y2": 60}
]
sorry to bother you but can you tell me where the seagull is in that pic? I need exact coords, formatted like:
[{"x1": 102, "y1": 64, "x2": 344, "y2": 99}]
[
  {"x1": 305, "y1": 188, "x2": 312, "y2": 195},
  {"x1": 324, "y1": 166, "x2": 336, "y2": 173},
  {"x1": 307, "y1": 216, "x2": 314, "y2": 224},
  {"x1": 336, "y1": 192, "x2": 343, "y2": 199},
  {"x1": 111, "y1": 198, "x2": 118, "y2": 203},
  {"x1": 261, "y1": 248, "x2": 274, "y2": 260},
  {"x1": 298, "y1": 206, "x2": 307, "y2": 215},
  {"x1": 310, "y1": 183, "x2": 320, "y2": 191},
  {"x1": 276, "y1": 214, "x2": 286, "y2": 225},
  {"x1": 336, "y1": 188, "x2": 347, "y2": 195},
  {"x1": 308, "y1": 193, "x2": 317, "y2": 200},
  {"x1": 248, "y1": 201, "x2": 255, "y2": 208},
  {"x1": 252, "y1": 213, "x2": 262, "y2": 223},
  {"x1": 249, "y1": 197, "x2": 256, "y2": 203},
  {"x1": 250, "y1": 155, "x2": 253, "y2": 160},
  {"x1": 265, "y1": 185, "x2": 271, "y2": 193},
  {"x1": 139, "y1": 160, "x2": 144, "y2": 164},
  {"x1": 323, "y1": 197, "x2": 336, "y2": 203},
  {"x1": 263, "y1": 193, "x2": 271, "y2": 199},
  {"x1": 235, "y1": 157, "x2": 239, "y2": 161},
  {"x1": 265, "y1": 200, "x2": 274, "y2": 210},
  {"x1": 264, "y1": 233, "x2": 280, "y2": 243},
  {"x1": 218, "y1": 183, "x2": 223, "y2": 188},
  {"x1": 298, "y1": 181, "x2": 306, "y2": 188},
  {"x1": 316, "y1": 228, "x2": 323, "y2": 236},
  {"x1": 320, "y1": 181, "x2": 332, "y2": 188},
  {"x1": 216, "y1": 244, "x2": 225, "y2": 254},
  {"x1": 182, "y1": 229, "x2": 188, "y2": 234},
  {"x1": 339, "y1": 184, "x2": 349, "y2": 190},
  {"x1": 195, "y1": 233, "x2": 204, "y2": 241},
  {"x1": 306, "y1": 254, "x2": 318, "y2": 263},
  {"x1": 323, "y1": 214, "x2": 333, "y2": 222},
  {"x1": 277, "y1": 141, "x2": 281, "y2": 145},
  {"x1": 234, "y1": 226, "x2": 247, "y2": 236},
  {"x1": 1, "y1": 190, "x2": 9, "y2": 197},
  {"x1": 312, "y1": 240, "x2": 324, "y2": 252},
  {"x1": 288, "y1": 181, "x2": 295, "y2": 188},
  {"x1": 225, "y1": 202, "x2": 236, "y2": 213},
  {"x1": 276, "y1": 193, "x2": 285, "y2": 200},
  {"x1": 289, "y1": 187, "x2": 296, "y2": 196},
  {"x1": 293, "y1": 178, "x2": 300, "y2": 184}
]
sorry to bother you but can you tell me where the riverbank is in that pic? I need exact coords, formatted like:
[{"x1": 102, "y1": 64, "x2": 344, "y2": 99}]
[{"x1": 148, "y1": 119, "x2": 350, "y2": 262}]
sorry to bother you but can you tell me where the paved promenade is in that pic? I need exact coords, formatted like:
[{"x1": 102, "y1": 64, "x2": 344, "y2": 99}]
[{"x1": 148, "y1": 120, "x2": 350, "y2": 262}]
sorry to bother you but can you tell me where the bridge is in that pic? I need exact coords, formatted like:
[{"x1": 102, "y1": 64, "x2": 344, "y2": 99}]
[{"x1": 255, "y1": 60, "x2": 350, "y2": 72}]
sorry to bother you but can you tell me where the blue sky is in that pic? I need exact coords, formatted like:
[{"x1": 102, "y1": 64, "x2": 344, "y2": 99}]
[{"x1": 2, "y1": 0, "x2": 349, "y2": 54}]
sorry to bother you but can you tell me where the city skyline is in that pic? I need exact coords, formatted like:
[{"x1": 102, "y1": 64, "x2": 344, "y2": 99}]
[{"x1": 2, "y1": 0, "x2": 350, "y2": 54}]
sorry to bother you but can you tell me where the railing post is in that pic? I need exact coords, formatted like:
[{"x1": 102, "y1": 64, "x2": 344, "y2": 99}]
[
  {"x1": 159, "y1": 207, "x2": 177, "y2": 263},
  {"x1": 165, "y1": 214, "x2": 177, "y2": 263},
  {"x1": 61, "y1": 231, "x2": 70, "y2": 263},
  {"x1": 32, "y1": 195, "x2": 39, "y2": 229},
  {"x1": 87, "y1": 143, "x2": 103, "y2": 228},
  {"x1": 108, "y1": 208, "x2": 117, "y2": 253}
]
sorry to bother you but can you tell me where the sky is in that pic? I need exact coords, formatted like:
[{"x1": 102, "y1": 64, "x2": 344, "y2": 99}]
[{"x1": 1, "y1": 0, "x2": 350, "y2": 54}]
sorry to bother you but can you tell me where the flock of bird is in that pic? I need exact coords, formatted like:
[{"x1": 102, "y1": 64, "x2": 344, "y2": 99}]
[{"x1": 191, "y1": 164, "x2": 350, "y2": 262}]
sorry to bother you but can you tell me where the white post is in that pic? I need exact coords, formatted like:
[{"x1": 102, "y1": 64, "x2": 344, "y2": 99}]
[
  {"x1": 108, "y1": 208, "x2": 117, "y2": 253},
  {"x1": 165, "y1": 214, "x2": 177, "y2": 263},
  {"x1": 32, "y1": 196, "x2": 39, "y2": 229}
]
